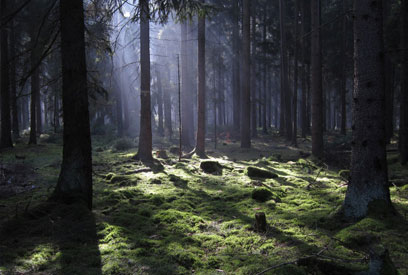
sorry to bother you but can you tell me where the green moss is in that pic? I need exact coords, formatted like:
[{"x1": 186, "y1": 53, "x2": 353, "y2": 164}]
[
  {"x1": 335, "y1": 218, "x2": 388, "y2": 249},
  {"x1": 167, "y1": 243, "x2": 203, "y2": 269},
  {"x1": 153, "y1": 209, "x2": 206, "y2": 233},
  {"x1": 1, "y1": 137, "x2": 408, "y2": 274},
  {"x1": 110, "y1": 175, "x2": 137, "y2": 186}
]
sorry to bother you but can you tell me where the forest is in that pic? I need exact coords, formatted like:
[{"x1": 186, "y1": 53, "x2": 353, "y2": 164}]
[{"x1": 0, "y1": 0, "x2": 407, "y2": 274}]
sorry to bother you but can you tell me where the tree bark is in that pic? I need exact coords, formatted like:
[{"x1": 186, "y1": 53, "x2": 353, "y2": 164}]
[
  {"x1": 180, "y1": 21, "x2": 194, "y2": 148},
  {"x1": 115, "y1": 83, "x2": 123, "y2": 137},
  {"x1": 54, "y1": 88, "x2": 60, "y2": 133},
  {"x1": 400, "y1": 0, "x2": 408, "y2": 164},
  {"x1": 279, "y1": 0, "x2": 291, "y2": 140},
  {"x1": 292, "y1": 0, "x2": 299, "y2": 146},
  {"x1": 54, "y1": 0, "x2": 93, "y2": 209},
  {"x1": 36, "y1": 83, "x2": 42, "y2": 134},
  {"x1": 29, "y1": 50, "x2": 39, "y2": 145},
  {"x1": 10, "y1": 16, "x2": 19, "y2": 139},
  {"x1": 340, "y1": 0, "x2": 347, "y2": 135},
  {"x1": 164, "y1": 68, "x2": 172, "y2": 138},
  {"x1": 241, "y1": 0, "x2": 251, "y2": 148},
  {"x1": 300, "y1": 0, "x2": 308, "y2": 138},
  {"x1": 262, "y1": 11, "x2": 267, "y2": 134},
  {"x1": 344, "y1": 0, "x2": 392, "y2": 219},
  {"x1": 251, "y1": 12, "x2": 257, "y2": 138},
  {"x1": 311, "y1": 0, "x2": 323, "y2": 158},
  {"x1": 195, "y1": 7, "x2": 206, "y2": 157},
  {"x1": 136, "y1": 0, "x2": 153, "y2": 161},
  {"x1": 232, "y1": 0, "x2": 240, "y2": 133},
  {"x1": 0, "y1": 0, "x2": 13, "y2": 148},
  {"x1": 156, "y1": 69, "x2": 164, "y2": 137}
]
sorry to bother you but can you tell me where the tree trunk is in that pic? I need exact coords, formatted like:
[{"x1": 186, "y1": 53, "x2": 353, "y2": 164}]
[
  {"x1": 136, "y1": 0, "x2": 153, "y2": 161},
  {"x1": 54, "y1": 0, "x2": 93, "y2": 209},
  {"x1": 22, "y1": 95, "x2": 29, "y2": 130},
  {"x1": 218, "y1": 61, "x2": 225, "y2": 126},
  {"x1": 279, "y1": 0, "x2": 291, "y2": 140},
  {"x1": 232, "y1": 0, "x2": 240, "y2": 133},
  {"x1": 344, "y1": 0, "x2": 392, "y2": 219},
  {"x1": 0, "y1": 0, "x2": 13, "y2": 148},
  {"x1": 29, "y1": 51, "x2": 39, "y2": 145},
  {"x1": 10, "y1": 17, "x2": 19, "y2": 139},
  {"x1": 241, "y1": 0, "x2": 251, "y2": 148},
  {"x1": 311, "y1": 0, "x2": 323, "y2": 158},
  {"x1": 54, "y1": 89, "x2": 60, "y2": 133},
  {"x1": 300, "y1": 0, "x2": 308, "y2": 138},
  {"x1": 156, "y1": 69, "x2": 164, "y2": 137},
  {"x1": 340, "y1": 0, "x2": 347, "y2": 135},
  {"x1": 115, "y1": 84, "x2": 123, "y2": 137},
  {"x1": 164, "y1": 69, "x2": 172, "y2": 138},
  {"x1": 44, "y1": 94, "x2": 48, "y2": 128},
  {"x1": 195, "y1": 7, "x2": 206, "y2": 157},
  {"x1": 180, "y1": 22, "x2": 194, "y2": 149},
  {"x1": 400, "y1": 0, "x2": 408, "y2": 164},
  {"x1": 292, "y1": 0, "x2": 299, "y2": 146},
  {"x1": 36, "y1": 84, "x2": 42, "y2": 134},
  {"x1": 123, "y1": 94, "x2": 129, "y2": 135},
  {"x1": 262, "y1": 11, "x2": 267, "y2": 134},
  {"x1": 306, "y1": 63, "x2": 311, "y2": 135},
  {"x1": 251, "y1": 12, "x2": 257, "y2": 138}
]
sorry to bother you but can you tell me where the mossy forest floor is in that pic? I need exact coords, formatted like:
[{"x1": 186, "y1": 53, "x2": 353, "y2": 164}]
[{"x1": 0, "y1": 131, "x2": 407, "y2": 274}]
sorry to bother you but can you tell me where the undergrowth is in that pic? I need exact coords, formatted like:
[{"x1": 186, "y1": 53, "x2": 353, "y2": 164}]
[{"x1": 0, "y1": 134, "x2": 407, "y2": 274}]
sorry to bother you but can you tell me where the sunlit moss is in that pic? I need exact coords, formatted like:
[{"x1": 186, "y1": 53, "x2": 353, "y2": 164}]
[{"x1": 1, "y1": 137, "x2": 408, "y2": 274}]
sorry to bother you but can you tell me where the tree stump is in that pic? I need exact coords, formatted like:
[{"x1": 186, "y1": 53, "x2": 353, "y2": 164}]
[
  {"x1": 255, "y1": 212, "x2": 267, "y2": 232},
  {"x1": 156, "y1": 150, "x2": 168, "y2": 159}
]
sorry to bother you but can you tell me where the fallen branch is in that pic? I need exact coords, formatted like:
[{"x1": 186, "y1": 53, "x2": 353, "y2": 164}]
[
  {"x1": 255, "y1": 246, "x2": 329, "y2": 275},
  {"x1": 307, "y1": 168, "x2": 323, "y2": 190}
]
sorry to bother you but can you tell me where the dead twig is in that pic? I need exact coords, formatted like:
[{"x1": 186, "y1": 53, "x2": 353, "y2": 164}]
[
  {"x1": 255, "y1": 246, "x2": 329, "y2": 275},
  {"x1": 307, "y1": 168, "x2": 323, "y2": 190}
]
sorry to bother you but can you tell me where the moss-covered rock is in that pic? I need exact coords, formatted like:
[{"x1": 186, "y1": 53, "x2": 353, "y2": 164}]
[
  {"x1": 251, "y1": 187, "x2": 273, "y2": 202},
  {"x1": 246, "y1": 166, "x2": 278, "y2": 179},
  {"x1": 105, "y1": 173, "x2": 115, "y2": 180},
  {"x1": 200, "y1": 160, "x2": 223, "y2": 174}
]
